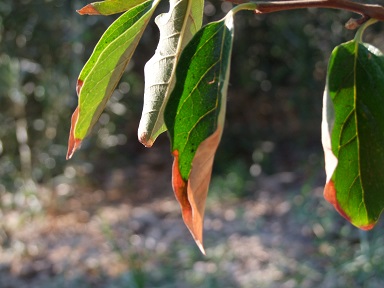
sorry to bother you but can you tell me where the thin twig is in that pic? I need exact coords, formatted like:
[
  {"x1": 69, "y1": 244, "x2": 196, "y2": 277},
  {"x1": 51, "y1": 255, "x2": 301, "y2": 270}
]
[{"x1": 228, "y1": 0, "x2": 384, "y2": 24}]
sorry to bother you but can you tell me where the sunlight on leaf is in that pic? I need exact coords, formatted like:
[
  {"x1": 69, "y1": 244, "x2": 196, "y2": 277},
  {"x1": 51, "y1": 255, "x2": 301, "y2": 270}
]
[
  {"x1": 138, "y1": 0, "x2": 204, "y2": 147},
  {"x1": 165, "y1": 13, "x2": 235, "y2": 252},
  {"x1": 322, "y1": 39, "x2": 384, "y2": 229},
  {"x1": 67, "y1": 0, "x2": 160, "y2": 159}
]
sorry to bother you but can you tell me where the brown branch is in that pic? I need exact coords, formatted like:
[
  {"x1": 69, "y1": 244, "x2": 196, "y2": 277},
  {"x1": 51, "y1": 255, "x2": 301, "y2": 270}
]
[
  {"x1": 229, "y1": 0, "x2": 384, "y2": 26},
  {"x1": 253, "y1": 0, "x2": 384, "y2": 22}
]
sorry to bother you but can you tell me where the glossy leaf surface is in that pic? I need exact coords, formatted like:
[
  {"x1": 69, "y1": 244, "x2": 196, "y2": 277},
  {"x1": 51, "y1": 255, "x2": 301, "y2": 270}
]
[
  {"x1": 322, "y1": 40, "x2": 384, "y2": 229},
  {"x1": 138, "y1": 0, "x2": 204, "y2": 147},
  {"x1": 164, "y1": 14, "x2": 235, "y2": 253}
]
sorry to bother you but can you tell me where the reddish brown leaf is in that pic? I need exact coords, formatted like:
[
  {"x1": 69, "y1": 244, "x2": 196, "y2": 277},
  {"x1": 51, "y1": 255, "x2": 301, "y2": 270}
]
[
  {"x1": 66, "y1": 107, "x2": 82, "y2": 160},
  {"x1": 359, "y1": 222, "x2": 375, "y2": 231},
  {"x1": 172, "y1": 150, "x2": 194, "y2": 239},
  {"x1": 66, "y1": 79, "x2": 84, "y2": 160},
  {"x1": 77, "y1": 4, "x2": 101, "y2": 15},
  {"x1": 171, "y1": 127, "x2": 223, "y2": 254},
  {"x1": 76, "y1": 79, "x2": 84, "y2": 96}
]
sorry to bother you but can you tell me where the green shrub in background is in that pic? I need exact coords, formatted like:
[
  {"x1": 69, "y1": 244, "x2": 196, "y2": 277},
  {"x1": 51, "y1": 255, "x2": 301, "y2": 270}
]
[{"x1": 0, "y1": 1, "x2": 143, "y2": 201}]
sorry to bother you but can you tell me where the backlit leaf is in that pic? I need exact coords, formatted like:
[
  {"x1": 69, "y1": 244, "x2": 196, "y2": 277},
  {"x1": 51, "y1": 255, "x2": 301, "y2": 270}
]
[
  {"x1": 164, "y1": 13, "x2": 235, "y2": 253},
  {"x1": 77, "y1": 0, "x2": 148, "y2": 16},
  {"x1": 138, "y1": 0, "x2": 204, "y2": 147},
  {"x1": 67, "y1": 0, "x2": 160, "y2": 159},
  {"x1": 322, "y1": 39, "x2": 384, "y2": 229}
]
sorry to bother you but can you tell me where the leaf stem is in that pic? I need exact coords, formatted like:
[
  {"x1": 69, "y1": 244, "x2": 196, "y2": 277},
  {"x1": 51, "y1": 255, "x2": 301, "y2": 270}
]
[
  {"x1": 354, "y1": 18, "x2": 378, "y2": 42},
  {"x1": 231, "y1": 2, "x2": 258, "y2": 15}
]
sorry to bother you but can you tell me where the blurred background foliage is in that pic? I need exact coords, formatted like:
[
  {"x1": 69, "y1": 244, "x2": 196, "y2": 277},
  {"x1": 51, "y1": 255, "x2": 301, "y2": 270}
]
[
  {"x1": 0, "y1": 0, "x2": 153, "y2": 209},
  {"x1": 2, "y1": 0, "x2": 384, "y2": 205},
  {"x1": 0, "y1": 0, "x2": 345, "y2": 205},
  {"x1": 1, "y1": 0, "x2": 384, "y2": 287}
]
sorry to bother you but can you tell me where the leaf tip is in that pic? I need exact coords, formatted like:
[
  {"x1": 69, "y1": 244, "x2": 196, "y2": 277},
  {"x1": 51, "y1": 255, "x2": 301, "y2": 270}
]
[
  {"x1": 67, "y1": 107, "x2": 82, "y2": 160},
  {"x1": 138, "y1": 132, "x2": 154, "y2": 148},
  {"x1": 66, "y1": 138, "x2": 82, "y2": 160},
  {"x1": 195, "y1": 240, "x2": 206, "y2": 255},
  {"x1": 77, "y1": 4, "x2": 101, "y2": 15},
  {"x1": 359, "y1": 223, "x2": 375, "y2": 231},
  {"x1": 171, "y1": 150, "x2": 207, "y2": 254},
  {"x1": 325, "y1": 181, "x2": 378, "y2": 231}
]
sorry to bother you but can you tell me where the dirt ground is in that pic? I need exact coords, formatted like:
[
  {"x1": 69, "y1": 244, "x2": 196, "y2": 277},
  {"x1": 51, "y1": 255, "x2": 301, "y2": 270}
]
[{"x1": 0, "y1": 147, "x2": 383, "y2": 288}]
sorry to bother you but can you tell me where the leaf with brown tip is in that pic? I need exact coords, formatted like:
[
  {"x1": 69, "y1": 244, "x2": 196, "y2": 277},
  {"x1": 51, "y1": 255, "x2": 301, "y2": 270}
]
[
  {"x1": 67, "y1": 0, "x2": 160, "y2": 158},
  {"x1": 172, "y1": 128, "x2": 222, "y2": 254},
  {"x1": 322, "y1": 32, "x2": 384, "y2": 229},
  {"x1": 67, "y1": 107, "x2": 82, "y2": 160},
  {"x1": 165, "y1": 14, "x2": 235, "y2": 252},
  {"x1": 77, "y1": 0, "x2": 148, "y2": 16}
]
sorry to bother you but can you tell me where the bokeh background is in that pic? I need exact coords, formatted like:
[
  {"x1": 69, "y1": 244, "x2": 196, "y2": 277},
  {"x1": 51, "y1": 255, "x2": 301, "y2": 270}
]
[{"x1": 1, "y1": 0, "x2": 384, "y2": 287}]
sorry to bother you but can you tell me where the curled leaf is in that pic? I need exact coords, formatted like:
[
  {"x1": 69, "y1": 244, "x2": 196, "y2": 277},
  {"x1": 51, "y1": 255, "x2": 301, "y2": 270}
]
[
  {"x1": 172, "y1": 128, "x2": 222, "y2": 255},
  {"x1": 138, "y1": 0, "x2": 204, "y2": 147},
  {"x1": 322, "y1": 39, "x2": 384, "y2": 229}
]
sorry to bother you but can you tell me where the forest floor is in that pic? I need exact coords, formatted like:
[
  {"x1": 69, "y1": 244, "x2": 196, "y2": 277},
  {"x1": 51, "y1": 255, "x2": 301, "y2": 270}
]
[{"x1": 1, "y1": 146, "x2": 384, "y2": 288}]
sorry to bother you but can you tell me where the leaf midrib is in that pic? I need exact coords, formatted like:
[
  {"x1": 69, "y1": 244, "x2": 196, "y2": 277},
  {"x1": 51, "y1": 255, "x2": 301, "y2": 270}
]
[
  {"x1": 352, "y1": 40, "x2": 368, "y2": 221},
  {"x1": 177, "y1": 24, "x2": 227, "y2": 152}
]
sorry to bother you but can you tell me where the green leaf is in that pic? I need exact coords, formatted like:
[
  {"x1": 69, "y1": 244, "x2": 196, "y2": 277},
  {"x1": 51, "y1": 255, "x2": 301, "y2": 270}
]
[
  {"x1": 138, "y1": 0, "x2": 204, "y2": 147},
  {"x1": 322, "y1": 39, "x2": 384, "y2": 229},
  {"x1": 67, "y1": 0, "x2": 160, "y2": 159},
  {"x1": 164, "y1": 13, "x2": 235, "y2": 253},
  {"x1": 77, "y1": 0, "x2": 148, "y2": 16}
]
